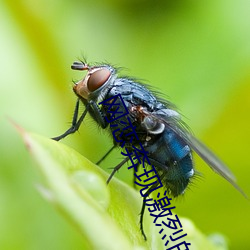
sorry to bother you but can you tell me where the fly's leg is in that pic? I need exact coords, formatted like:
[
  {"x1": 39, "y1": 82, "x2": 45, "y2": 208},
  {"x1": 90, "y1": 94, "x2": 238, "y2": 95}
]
[
  {"x1": 96, "y1": 145, "x2": 116, "y2": 165},
  {"x1": 107, "y1": 157, "x2": 129, "y2": 184},
  {"x1": 140, "y1": 184, "x2": 159, "y2": 240},
  {"x1": 89, "y1": 100, "x2": 107, "y2": 129},
  {"x1": 133, "y1": 162, "x2": 141, "y2": 188},
  {"x1": 140, "y1": 197, "x2": 147, "y2": 240},
  {"x1": 52, "y1": 99, "x2": 89, "y2": 141},
  {"x1": 52, "y1": 99, "x2": 108, "y2": 141},
  {"x1": 88, "y1": 100, "x2": 113, "y2": 164}
]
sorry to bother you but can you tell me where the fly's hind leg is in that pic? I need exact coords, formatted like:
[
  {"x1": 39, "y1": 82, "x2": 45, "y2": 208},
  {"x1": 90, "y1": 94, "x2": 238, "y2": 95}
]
[{"x1": 139, "y1": 183, "x2": 160, "y2": 240}]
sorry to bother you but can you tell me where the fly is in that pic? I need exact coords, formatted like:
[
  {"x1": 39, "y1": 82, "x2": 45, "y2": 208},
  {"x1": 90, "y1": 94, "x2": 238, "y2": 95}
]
[{"x1": 52, "y1": 60, "x2": 247, "y2": 239}]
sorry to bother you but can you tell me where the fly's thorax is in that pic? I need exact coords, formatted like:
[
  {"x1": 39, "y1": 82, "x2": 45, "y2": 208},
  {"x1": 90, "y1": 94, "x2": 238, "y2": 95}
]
[{"x1": 73, "y1": 64, "x2": 117, "y2": 102}]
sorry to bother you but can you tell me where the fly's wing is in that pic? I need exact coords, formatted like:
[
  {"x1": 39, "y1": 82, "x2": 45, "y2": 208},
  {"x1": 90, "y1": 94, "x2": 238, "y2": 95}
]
[
  {"x1": 150, "y1": 109, "x2": 248, "y2": 198},
  {"x1": 180, "y1": 130, "x2": 248, "y2": 198}
]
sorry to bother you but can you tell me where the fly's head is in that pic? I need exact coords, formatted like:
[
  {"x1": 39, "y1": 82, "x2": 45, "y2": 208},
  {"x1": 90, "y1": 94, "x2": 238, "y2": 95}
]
[{"x1": 72, "y1": 61, "x2": 116, "y2": 102}]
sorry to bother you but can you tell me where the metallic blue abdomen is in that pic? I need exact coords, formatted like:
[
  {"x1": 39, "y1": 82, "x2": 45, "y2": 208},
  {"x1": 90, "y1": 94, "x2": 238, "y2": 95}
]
[
  {"x1": 104, "y1": 78, "x2": 194, "y2": 197},
  {"x1": 145, "y1": 128, "x2": 194, "y2": 197}
]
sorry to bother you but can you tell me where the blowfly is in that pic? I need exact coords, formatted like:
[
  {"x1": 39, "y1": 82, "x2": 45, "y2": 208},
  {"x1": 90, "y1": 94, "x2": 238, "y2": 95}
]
[{"x1": 52, "y1": 60, "x2": 246, "y2": 239}]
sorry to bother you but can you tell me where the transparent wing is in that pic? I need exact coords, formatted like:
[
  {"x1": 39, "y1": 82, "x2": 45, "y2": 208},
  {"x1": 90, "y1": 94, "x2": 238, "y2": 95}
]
[
  {"x1": 148, "y1": 109, "x2": 247, "y2": 198},
  {"x1": 177, "y1": 129, "x2": 247, "y2": 198}
]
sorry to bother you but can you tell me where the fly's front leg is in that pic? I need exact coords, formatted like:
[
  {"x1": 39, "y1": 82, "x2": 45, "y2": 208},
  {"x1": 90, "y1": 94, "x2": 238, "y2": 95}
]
[
  {"x1": 52, "y1": 99, "x2": 89, "y2": 141},
  {"x1": 88, "y1": 100, "x2": 108, "y2": 129}
]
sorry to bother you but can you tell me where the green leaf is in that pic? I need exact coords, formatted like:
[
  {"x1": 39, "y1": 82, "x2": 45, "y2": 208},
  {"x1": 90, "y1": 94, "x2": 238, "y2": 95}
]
[{"x1": 19, "y1": 127, "x2": 228, "y2": 250}]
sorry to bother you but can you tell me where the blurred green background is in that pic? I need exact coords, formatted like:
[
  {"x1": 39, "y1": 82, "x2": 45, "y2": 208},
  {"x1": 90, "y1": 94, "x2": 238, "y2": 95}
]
[{"x1": 1, "y1": 0, "x2": 250, "y2": 249}]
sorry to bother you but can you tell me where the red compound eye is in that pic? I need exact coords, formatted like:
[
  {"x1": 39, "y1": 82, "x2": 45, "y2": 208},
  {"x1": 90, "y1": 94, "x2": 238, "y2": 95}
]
[{"x1": 87, "y1": 68, "x2": 111, "y2": 92}]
